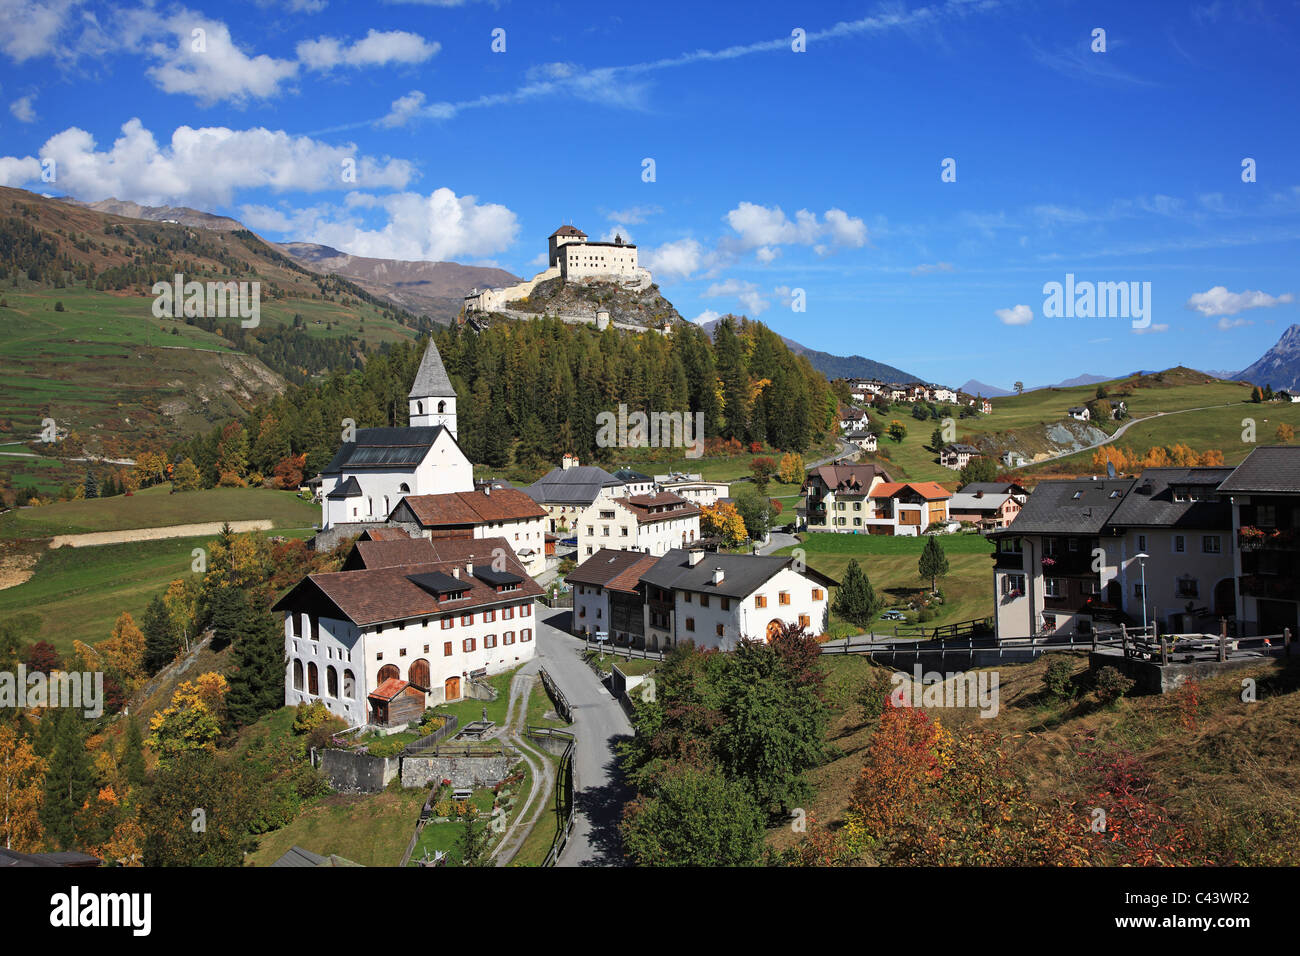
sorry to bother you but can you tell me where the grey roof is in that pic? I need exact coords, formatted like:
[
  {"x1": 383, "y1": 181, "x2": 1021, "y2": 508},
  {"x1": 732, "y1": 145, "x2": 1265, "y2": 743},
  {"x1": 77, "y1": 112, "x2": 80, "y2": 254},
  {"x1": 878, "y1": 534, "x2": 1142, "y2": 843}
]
[
  {"x1": 960, "y1": 482, "x2": 1027, "y2": 497},
  {"x1": 270, "y1": 846, "x2": 362, "y2": 867},
  {"x1": 524, "y1": 465, "x2": 623, "y2": 505},
  {"x1": 640, "y1": 548, "x2": 837, "y2": 599},
  {"x1": 949, "y1": 492, "x2": 1014, "y2": 512},
  {"x1": 943, "y1": 443, "x2": 980, "y2": 454},
  {"x1": 1068, "y1": 406, "x2": 1089, "y2": 414},
  {"x1": 326, "y1": 475, "x2": 363, "y2": 499},
  {"x1": 409, "y1": 340, "x2": 455, "y2": 399},
  {"x1": 322, "y1": 426, "x2": 450, "y2": 475},
  {"x1": 995, "y1": 478, "x2": 1136, "y2": 536},
  {"x1": 610, "y1": 467, "x2": 652, "y2": 482},
  {"x1": 846, "y1": 430, "x2": 875, "y2": 440},
  {"x1": 1107, "y1": 467, "x2": 1234, "y2": 529},
  {"x1": 1218, "y1": 446, "x2": 1300, "y2": 494}
]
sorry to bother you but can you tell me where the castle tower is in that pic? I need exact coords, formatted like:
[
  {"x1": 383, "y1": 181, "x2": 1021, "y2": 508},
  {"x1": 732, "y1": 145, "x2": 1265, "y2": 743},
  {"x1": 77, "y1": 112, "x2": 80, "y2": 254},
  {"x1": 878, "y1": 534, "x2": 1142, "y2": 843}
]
[
  {"x1": 548, "y1": 224, "x2": 587, "y2": 267},
  {"x1": 409, "y1": 339, "x2": 457, "y2": 437}
]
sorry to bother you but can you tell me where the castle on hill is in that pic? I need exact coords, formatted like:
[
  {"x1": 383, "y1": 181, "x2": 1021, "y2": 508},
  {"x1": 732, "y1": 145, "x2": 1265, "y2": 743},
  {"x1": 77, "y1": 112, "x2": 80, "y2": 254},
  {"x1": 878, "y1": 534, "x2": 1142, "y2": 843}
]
[{"x1": 463, "y1": 223, "x2": 653, "y2": 314}]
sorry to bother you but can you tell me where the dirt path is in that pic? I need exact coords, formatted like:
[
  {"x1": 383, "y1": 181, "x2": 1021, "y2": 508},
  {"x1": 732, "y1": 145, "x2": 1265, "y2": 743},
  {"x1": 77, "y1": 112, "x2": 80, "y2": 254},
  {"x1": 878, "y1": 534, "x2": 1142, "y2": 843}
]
[
  {"x1": 48, "y1": 519, "x2": 274, "y2": 549},
  {"x1": 491, "y1": 670, "x2": 558, "y2": 866},
  {"x1": 1029, "y1": 402, "x2": 1240, "y2": 467}
]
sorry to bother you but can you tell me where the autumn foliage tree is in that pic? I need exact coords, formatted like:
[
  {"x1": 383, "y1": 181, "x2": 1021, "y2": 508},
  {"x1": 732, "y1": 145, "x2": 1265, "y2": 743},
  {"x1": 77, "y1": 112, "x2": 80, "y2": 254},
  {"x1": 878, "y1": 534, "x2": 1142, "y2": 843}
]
[
  {"x1": 0, "y1": 724, "x2": 46, "y2": 851},
  {"x1": 700, "y1": 501, "x2": 747, "y2": 550}
]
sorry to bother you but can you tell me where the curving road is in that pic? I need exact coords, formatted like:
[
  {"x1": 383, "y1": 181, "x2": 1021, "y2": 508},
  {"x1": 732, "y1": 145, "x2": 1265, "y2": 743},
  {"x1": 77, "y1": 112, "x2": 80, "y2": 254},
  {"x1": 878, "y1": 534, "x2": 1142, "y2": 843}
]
[{"x1": 534, "y1": 608, "x2": 634, "y2": 866}]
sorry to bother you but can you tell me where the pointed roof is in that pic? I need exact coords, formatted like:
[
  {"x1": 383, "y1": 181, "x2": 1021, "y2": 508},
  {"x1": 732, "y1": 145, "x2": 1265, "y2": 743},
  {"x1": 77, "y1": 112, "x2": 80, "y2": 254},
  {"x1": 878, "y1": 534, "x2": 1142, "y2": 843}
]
[
  {"x1": 550, "y1": 225, "x2": 587, "y2": 238},
  {"x1": 409, "y1": 340, "x2": 455, "y2": 399}
]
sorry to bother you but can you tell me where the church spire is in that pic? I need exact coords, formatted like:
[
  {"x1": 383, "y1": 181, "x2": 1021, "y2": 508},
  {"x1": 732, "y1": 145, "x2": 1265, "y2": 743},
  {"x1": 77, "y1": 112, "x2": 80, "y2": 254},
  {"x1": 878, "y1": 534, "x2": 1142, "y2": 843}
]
[{"x1": 409, "y1": 339, "x2": 457, "y2": 436}]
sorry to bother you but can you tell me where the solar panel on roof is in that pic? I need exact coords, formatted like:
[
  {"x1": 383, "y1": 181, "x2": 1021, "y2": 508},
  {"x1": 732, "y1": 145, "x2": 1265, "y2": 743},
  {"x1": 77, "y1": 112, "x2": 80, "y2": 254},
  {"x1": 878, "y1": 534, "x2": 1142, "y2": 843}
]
[
  {"x1": 472, "y1": 566, "x2": 523, "y2": 586},
  {"x1": 406, "y1": 571, "x2": 467, "y2": 596}
]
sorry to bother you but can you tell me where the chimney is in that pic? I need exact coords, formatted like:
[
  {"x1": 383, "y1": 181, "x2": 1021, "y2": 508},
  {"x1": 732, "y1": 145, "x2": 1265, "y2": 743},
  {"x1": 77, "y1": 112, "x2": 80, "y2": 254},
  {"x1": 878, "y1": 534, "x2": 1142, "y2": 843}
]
[
  {"x1": 483, "y1": 483, "x2": 491, "y2": 496},
  {"x1": 451, "y1": 566, "x2": 460, "y2": 580},
  {"x1": 562, "y1": 454, "x2": 579, "y2": 470},
  {"x1": 688, "y1": 551, "x2": 704, "y2": 566},
  {"x1": 711, "y1": 567, "x2": 724, "y2": 585},
  {"x1": 466, "y1": 562, "x2": 473, "y2": 576}
]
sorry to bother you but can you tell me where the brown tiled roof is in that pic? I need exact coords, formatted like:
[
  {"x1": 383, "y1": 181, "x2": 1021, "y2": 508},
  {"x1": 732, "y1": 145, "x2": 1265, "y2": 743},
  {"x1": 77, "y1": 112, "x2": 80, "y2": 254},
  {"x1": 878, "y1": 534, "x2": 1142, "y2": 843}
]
[
  {"x1": 351, "y1": 538, "x2": 436, "y2": 570},
  {"x1": 369, "y1": 678, "x2": 412, "y2": 701},
  {"x1": 567, "y1": 548, "x2": 659, "y2": 593},
  {"x1": 360, "y1": 528, "x2": 414, "y2": 542},
  {"x1": 868, "y1": 481, "x2": 952, "y2": 501},
  {"x1": 618, "y1": 492, "x2": 700, "y2": 524},
  {"x1": 810, "y1": 463, "x2": 889, "y2": 494},
  {"x1": 401, "y1": 488, "x2": 547, "y2": 527},
  {"x1": 276, "y1": 537, "x2": 541, "y2": 627},
  {"x1": 550, "y1": 225, "x2": 587, "y2": 238}
]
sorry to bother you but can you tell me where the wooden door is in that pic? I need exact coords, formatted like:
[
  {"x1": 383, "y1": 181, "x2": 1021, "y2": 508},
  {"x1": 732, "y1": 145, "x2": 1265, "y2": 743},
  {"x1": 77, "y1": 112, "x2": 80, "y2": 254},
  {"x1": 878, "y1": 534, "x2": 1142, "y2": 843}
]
[
  {"x1": 377, "y1": 663, "x2": 399, "y2": 683},
  {"x1": 444, "y1": 676, "x2": 461, "y2": 701},
  {"x1": 408, "y1": 659, "x2": 431, "y2": 691}
]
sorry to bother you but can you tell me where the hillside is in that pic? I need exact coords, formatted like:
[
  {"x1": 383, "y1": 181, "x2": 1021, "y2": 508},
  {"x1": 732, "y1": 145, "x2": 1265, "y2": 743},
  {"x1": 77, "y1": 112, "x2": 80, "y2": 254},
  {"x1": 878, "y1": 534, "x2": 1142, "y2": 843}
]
[
  {"x1": 59, "y1": 196, "x2": 247, "y2": 232},
  {"x1": 502, "y1": 275, "x2": 684, "y2": 329},
  {"x1": 277, "y1": 241, "x2": 518, "y2": 325},
  {"x1": 0, "y1": 185, "x2": 426, "y2": 493},
  {"x1": 699, "y1": 317, "x2": 918, "y2": 383},
  {"x1": 1237, "y1": 324, "x2": 1300, "y2": 391}
]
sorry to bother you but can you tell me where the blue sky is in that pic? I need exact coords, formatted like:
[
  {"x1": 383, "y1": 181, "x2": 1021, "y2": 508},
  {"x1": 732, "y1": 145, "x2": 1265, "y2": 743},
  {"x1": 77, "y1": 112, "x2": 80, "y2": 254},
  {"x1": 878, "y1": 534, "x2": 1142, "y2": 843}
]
[{"x1": 2, "y1": 0, "x2": 1298, "y2": 388}]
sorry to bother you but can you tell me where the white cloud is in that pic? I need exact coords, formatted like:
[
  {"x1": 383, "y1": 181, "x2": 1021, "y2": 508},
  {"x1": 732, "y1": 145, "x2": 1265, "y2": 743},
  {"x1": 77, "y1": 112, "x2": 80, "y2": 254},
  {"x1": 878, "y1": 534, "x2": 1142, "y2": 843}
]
[
  {"x1": 9, "y1": 95, "x2": 36, "y2": 123},
  {"x1": 602, "y1": 204, "x2": 661, "y2": 225},
  {"x1": 0, "y1": 0, "x2": 80, "y2": 63},
  {"x1": 643, "y1": 238, "x2": 709, "y2": 281},
  {"x1": 1186, "y1": 285, "x2": 1294, "y2": 317},
  {"x1": 703, "y1": 278, "x2": 769, "y2": 316},
  {"x1": 1132, "y1": 323, "x2": 1170, "y2": 335},
  {"x1": 300, "y1": 188, "x2": 519, "y2": 261},
  {"x1": 124, "y1": 9, "x2": 299, "y2": 106},
  {"x1": 0, "y1": 119, "x2": 415, "y2": 206},
  {"x1": 0, "y1": 155, "x2": 42, "y2": 185},
  {"x1": 995, "y1": 304, "x2": 1033, "y2": 326},
  {"x1": 723, "y1": 202, "x2": 867, "y2": 260},
  {"x1": 298, "y1": 30, "x2": 439, "y2": 71},
  {"x1": 691, "y1": 309, "x2": 721, "y2": 326},
  {"x1": 600, "y1": 226, "x2": 634, "y2": 243},
  {"x1": 1216, "y1": 317, "x2": 1254, "y2": 330},
  {"x1": 911, "y1": 261, "x2": 954, "y2": 276}
]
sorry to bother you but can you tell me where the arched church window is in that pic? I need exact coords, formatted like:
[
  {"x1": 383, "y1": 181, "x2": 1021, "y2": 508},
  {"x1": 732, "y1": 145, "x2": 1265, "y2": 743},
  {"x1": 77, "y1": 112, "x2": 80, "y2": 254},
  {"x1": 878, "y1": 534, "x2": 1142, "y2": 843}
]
[
  {"x1": 417, "y1": 401, "x2": 424, "y2": 414},
  {"x1": 437, "y1": 401, "x2": 446, "y2": 414},
  {"x1": 399, "y1": 483, "x2": 411, "y2": 494}
]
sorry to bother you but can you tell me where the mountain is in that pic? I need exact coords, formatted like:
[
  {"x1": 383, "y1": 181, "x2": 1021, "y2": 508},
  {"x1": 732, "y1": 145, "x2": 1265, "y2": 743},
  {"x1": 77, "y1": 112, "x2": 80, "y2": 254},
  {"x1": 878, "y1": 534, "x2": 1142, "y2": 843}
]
[
  {"x1": 1049, "y1": 373, "x2": 1112, "y2": 389},
  {"x1": 1238, "y1": 324, "x2": 1300, "y2": 390},
  {"x1": 698, "y1": 318, "x2": 918, "y2": 383},
  {"x1": 960, "y1": 379, "x2": 1014, "y2": 397},
  {"x1": 277, "y1": 242, "x2": 518, "y2": 324},
  {"x1": 59, "y1": 196, "x2": 246, "y2": 232}
]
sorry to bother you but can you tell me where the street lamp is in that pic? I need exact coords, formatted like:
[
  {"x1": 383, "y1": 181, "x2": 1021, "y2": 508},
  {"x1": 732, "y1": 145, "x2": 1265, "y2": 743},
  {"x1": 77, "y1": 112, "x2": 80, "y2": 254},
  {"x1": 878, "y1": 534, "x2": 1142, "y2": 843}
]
[{"x1": 1135, "y1": 552, "x2": 1149, "y2": 635}]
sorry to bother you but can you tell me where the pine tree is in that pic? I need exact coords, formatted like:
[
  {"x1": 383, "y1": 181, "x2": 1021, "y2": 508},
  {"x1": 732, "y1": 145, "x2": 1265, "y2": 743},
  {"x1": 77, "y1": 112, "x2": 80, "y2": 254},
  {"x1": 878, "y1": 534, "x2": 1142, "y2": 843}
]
[
  {"x1": 83, "y1": 471, "x2": 98, "y2": 499},
  {"x1": 832, "y1": 559, "x2": 883, "y2": 630},
  {"x1": 918, "y1": 535, "x2": 950, "y2": 593},
  {"x1": 40, "y1": 709, "x2": 96, "y2": 849},
  {"x1": 142, "y1": 594, "x2": 178, "y2": 675},
  {"x1": 121, "y1": 717, "x2": 146, "y2": 790},
  {"x1": 225, "y1": 613, "x2": 285, "y2": 728}
]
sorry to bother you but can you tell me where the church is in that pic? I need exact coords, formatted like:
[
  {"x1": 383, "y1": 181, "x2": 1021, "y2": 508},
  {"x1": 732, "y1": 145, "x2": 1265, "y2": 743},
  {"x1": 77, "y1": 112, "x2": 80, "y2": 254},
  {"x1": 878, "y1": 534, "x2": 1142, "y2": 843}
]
[{"x1": 317, "y1": 340, "x2": 473, "y2": 538}]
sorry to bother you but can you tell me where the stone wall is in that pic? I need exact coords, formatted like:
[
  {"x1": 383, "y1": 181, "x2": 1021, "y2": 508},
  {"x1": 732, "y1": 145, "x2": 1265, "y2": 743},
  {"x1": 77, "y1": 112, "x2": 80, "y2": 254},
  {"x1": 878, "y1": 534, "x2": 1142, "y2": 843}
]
[
  {"x1": 317, "y1": 749, "x2": 400, "y2": 793},
  {"x1": 401, "y1": 754, "x2": 515, "y2": 790}
]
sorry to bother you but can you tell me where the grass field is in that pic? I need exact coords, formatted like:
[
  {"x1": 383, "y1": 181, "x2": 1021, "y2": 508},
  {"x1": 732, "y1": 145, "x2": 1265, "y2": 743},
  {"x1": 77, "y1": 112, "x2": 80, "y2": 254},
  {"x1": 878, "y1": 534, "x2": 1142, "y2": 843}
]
[
  {"x1": 246, "y1": 789, "x2": 427, "y2": 867},
  {"x1": 0, "y1": 485, "x2": 319, "y2": 540},
  {"x1": 776, "y1": 532, "x2": 994, "y2": 630},
  {"x1": 0, "y1": 526, "x2": 312, "y2": 654}
]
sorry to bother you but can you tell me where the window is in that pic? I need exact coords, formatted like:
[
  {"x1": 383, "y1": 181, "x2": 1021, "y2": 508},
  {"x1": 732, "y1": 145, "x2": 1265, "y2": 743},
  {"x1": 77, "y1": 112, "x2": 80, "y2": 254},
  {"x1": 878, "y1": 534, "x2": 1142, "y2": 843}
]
[
  {"x1": 1202, "y1": 536, "x2": 1221, "y2": 554},
  {"x1": 292, "y1": 660, "x2": 304, "y2": 691},
  {"x1": 504, "y1": 631, "x2": 515, "y2": 645},
  {"x1": 463, "y1": 638, "x2": 476, "y2": 653},
  {"x1": 521, "y1": 604, "x2": 532, "y2": 617},
  {"x1": 484, "y1": 610, "x2": 495, "y2": 623},
  {"x1": 799, "y1": 614, "x2": 811, "y2": 628},
  {"x1": 1257, "y1": 504, "x2": 1277, "y2": 528},
  {"x1": 685, "y1": 617, "x2": 695, "y2": 632},
  {"x1": 755, "y1": 595, "x2": 767, "y2": 608},
  {"x1": 716, "y1": 623, "x2": 725, "y2": 637},
  {"x1": 700, "y1": 594, "x2": 709, "y2": 608},
  {"x1": 461, "y1": 613, "x2": 474, "y2": 626},
  {"x1": 811, "y1": 588, "x2": 824, "y2": 601},
  {"x1": 442, "y1": 617, "x2": 454, "y2": 629},
  {"x1": 1045, "y1": 578, "x2": 1062, "y2": 598},
  {"x1": 1137, "y1": 534, "x2": 1147, "y2": 552},
  {"x1": 1176, "y1": 577, "x2": 1199, "y2": 599},
  {"x1": 521, "y1": 628, "x2": 532, "y2": 642},
  {"x1": 443, "y1": 641, "x2": 453, "y2": 657},
  {"x1": 399, "y1": 648, "x2": 407, "y2": 657},
  {"x1": 1002, "y1": 574, "x2": 1026, "y2": 597},
  {"x1": 721, "y1": 597, "x2": 730, "y2": 611},
  {"x1": 683, "y1": 592, "x2": 692, "y2": 603},
  {"x1": 503, "y1": 606, "x2": 514, "y2": 620},
  {"x1": 310, "y1": 616, "x2": 319, "y2": 641},
  {"x1": 484, "y1": 633, "x2": 497, "y2": 648},
  {"x1": 779, "y1": 591, "x2": 791, "y2": 606},
  {"x1": 1173, "y1": 535, "x2": 1185, "y2": 553}
]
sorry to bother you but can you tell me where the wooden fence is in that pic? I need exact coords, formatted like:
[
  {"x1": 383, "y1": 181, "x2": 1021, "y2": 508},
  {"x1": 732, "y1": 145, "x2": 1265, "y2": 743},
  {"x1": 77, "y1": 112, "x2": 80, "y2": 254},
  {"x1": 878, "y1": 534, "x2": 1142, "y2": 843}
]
[{"x1": 402, "y1": 715, "x2": 461, "y2": 756}]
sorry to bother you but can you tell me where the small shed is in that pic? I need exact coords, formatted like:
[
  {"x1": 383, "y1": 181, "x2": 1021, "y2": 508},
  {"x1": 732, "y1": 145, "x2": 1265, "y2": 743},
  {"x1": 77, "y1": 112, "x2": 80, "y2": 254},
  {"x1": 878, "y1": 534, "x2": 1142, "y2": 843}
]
[{"x1": 368, "y1": 678, "x2": 425, "y2": 727}]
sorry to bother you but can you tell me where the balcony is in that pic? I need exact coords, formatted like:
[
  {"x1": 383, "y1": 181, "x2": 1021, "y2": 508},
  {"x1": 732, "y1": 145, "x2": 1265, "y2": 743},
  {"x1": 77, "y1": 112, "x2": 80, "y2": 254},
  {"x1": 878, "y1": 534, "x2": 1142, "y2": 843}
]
[
  {"x1": 1238, "y1": 527, "x2": 1298, "y2": 553},
  {"x1": 993, "y1": 551, "x2": 1024, "y2": 570},
  {"x1": 1240, "y1": 573, "x2": 1300, "y2": 600}
]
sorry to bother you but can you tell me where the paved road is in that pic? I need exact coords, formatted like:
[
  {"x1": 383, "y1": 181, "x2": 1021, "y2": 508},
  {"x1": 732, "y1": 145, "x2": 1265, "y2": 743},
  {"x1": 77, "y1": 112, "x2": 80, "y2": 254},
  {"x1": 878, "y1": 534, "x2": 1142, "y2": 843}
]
[
  {"x1": 535, "y1": 608, "x2": 633, "y2": 866},
  {"x1": 1029, "y1": 402, "x2": 1240, "y2": 467}
]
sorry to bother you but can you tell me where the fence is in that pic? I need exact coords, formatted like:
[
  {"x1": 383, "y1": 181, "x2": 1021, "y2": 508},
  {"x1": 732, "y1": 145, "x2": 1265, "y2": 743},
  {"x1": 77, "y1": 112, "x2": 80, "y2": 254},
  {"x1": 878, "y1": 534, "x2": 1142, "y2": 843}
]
[
  {"x1": 582, "y1": 637, "x2": 667, "y2": 662},
  {"x1": 538, "y1": 667, "x2": 574, "y2": 724},
  {"x1": 402, "y1": 714, "x2": 461, "y2": 756},
  {"x1": 539, "y1": 592, "x2": 574, "y2": 609},
  {"x1": 526, "y1": 727, "x2": 576, "y2": 868},
  {"x1": 888, "y1": 616, "x2": 993, "y2": 640}
]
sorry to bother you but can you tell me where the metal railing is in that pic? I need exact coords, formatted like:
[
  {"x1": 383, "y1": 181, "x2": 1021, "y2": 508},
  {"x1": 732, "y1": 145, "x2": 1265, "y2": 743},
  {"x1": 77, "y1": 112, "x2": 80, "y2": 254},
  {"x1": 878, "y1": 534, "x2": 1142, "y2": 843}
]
[
  {"x1": 539, "y1": 667, "x2": 574, "y2": 724},
  {"x1": 526, "y1": 727, "x2": 576, "y2": 868}
]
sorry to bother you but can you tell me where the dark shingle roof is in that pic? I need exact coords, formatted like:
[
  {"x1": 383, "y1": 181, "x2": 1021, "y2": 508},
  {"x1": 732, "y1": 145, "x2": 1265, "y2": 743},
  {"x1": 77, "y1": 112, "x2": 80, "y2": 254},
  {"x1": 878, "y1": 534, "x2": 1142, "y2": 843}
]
[
  {"x1": 409, "y1": 340, "x2": 455, "y2": 399},
  {"x1": 996, "y1": 478, "x2": 1135, "y2": 536},
  {"x1": 322, "y1": 426, "x2": 450, "y2": 474},
  {"x1": 326, "y1": 475, "x2": 363, "y2": 499},
  {"x1": 524, "y1": 465, "x2": 624, "y2": 505},
  {"x1": 610, "y1": 467, "x2": 652, "y2": 483},
  {"x1": 1218, "y1": 446, "x2": 1300, "y2": 494},
  {"x1": 640, "y1": 548, "x2": 837, "y2": 599},
  {"x1": 567, "y1": 548, "x2": 661, "y2": 593},
  {"x1": 1107, "y1": 467, "x2": 1234, "y2": 529}
]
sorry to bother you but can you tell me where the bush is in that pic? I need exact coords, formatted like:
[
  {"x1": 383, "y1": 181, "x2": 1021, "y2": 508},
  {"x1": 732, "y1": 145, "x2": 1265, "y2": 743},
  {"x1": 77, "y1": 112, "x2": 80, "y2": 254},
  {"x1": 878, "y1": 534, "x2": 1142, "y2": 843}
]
[
  {"x1": 1043, "y1": 657, "x2": 1075, "y2": 699},
  {"x1": 1094, "y1": 665, "x2": 1135, "y2": 704}
]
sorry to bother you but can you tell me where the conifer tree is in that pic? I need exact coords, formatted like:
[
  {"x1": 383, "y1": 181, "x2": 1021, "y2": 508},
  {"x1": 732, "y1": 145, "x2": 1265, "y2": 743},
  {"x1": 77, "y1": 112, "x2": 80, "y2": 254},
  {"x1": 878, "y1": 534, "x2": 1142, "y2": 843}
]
[
  {"x1": 832, "y1": 559, "x2": 883, "y2": 630},
  {"x1": 40, "y1": 709, "x2": 95, "y2": 849},
  {"x1": 919, "y1": 535, "x2": 950, "y2": 593}
]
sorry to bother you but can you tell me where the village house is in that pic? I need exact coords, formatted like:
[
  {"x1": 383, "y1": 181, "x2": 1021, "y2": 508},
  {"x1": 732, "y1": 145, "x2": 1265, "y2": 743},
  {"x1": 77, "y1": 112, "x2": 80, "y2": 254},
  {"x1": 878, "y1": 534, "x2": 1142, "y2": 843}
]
[
  {"x1": 610, "y1": 467, "x2": 656, "y2": 496},
  {"x1": 1002, "y1": 450, "x2": 1028, "y2": 469},
  {"x1": 865, "y1": 481, "x2": 953, "y2": 535},
  {"x1": 1068, "y1": 405, "x2": 1091, "y2": 421},
  {"x1": 845, "y1": 429, "x2": 878, "y2": 452},
  {"x1": 577, "y1": 491, "x2": 701, "y2": 558},
  {"x1": 802, "y1": 461, "x2": 891, "y2": 533},
  {"x1": 653, "y1": 472, "x2": 730, "y2": 506},
  {"x1": 948, "y1": 488, "x2": 1022, "y2": 529},
  {"x1": 274, "y1": 535, "x2": 541, "y2": 725},
  {"x1": 1219, "y1": 446, "x2": 1300, "y2": 636},
  {"x1": 317, "y1": 341, "x2": 471, "y2": 538},
  {"x1": 569, "y1": 548, "x2": 837, "y2": 651},
  {"x1": 839, "y1": 407, "x2": 869, "y2": 432},
  {"x1": 386, "y1": 486, "x2": 549, "y2": 577},
  {"x1": 939, "y1": 443, "x2": 980, "y2": 470},
  {"x1": 930, "y1": 385, "x2": 959, "y2": 404},
  {"x1": 961, "y1": 481, "x2": 1029, "y2": 504},
  {"x1": 523, "y1": 455, "x2": 627, "y2": 532}
]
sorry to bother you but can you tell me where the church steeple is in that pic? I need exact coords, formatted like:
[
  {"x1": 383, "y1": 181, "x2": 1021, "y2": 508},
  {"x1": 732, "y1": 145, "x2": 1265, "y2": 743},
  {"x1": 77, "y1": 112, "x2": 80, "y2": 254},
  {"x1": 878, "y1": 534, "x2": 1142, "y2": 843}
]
[{"x1": 409, "y1": 339, "x2": 457, "y2": 437}]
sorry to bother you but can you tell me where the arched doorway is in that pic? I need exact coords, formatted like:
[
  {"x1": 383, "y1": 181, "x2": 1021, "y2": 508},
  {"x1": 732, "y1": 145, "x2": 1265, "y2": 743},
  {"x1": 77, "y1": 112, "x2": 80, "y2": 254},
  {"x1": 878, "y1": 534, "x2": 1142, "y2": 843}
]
[
  {"x1": 377, "y1": 663, "x2": 400, "y2": 683},
  {"x1": 1213, "y1": 578, "x2": 1236, "y2": 619},
  {"x1": 765, "y1": 619, "x2": 783, "y2": 642},
  {"x1": 409, "y1": 659, "x2": 431, "y2": 691},
  {"x1": 444, "y1": 676, "x2": 461, "y2": 701}
]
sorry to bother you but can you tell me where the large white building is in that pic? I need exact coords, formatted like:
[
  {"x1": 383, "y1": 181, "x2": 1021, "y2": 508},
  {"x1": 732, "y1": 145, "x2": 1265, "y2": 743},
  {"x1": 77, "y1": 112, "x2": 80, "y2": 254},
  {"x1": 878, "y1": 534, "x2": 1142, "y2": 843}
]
[
  {"x1": 388, "y1": 487, "x2": 550, "y2": 578},
  {"x1": 577, "y1": 492, "x2": 701, "y2": 559},
  {"x1": 568, "y1": 548, "x2": 837, "y2": 651},
  {"x1": 318, "y1": 341, "x2": 471, "y2": 533},
  {"x1": 464, "y1": 224, "x2": 653, "y2": 313},
  {"x1": 275, "y1": 536, "x2": 541, "y2": 724}
]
